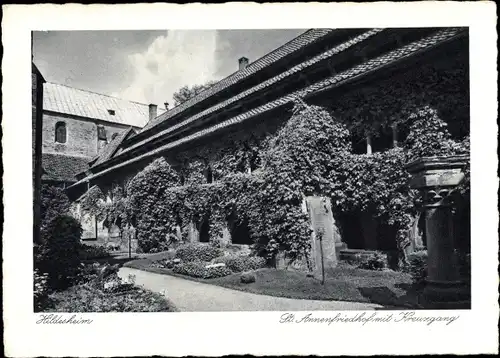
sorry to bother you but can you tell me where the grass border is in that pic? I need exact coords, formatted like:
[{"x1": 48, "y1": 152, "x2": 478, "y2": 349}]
[{"x1": 123, "y1": 259, "x2": 428, "y2": 309}]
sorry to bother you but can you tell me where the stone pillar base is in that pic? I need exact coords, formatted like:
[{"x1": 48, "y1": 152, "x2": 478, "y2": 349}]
[{"x1": 424, "y1": 279, "x2": 470, "y2": 303}]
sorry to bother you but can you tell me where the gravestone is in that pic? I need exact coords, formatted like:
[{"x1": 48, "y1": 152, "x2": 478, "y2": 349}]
[
  {"x1": 187, "y1": 221, "x2": 200, "y2": 243},
  {"x1": 276, "y1": 250, "x2": 287, "y2": 269},
  {"x1": 304, "y1": 196, "x2": 338, "y2": 279},
  {"x1": 217, "y1": 224, "x2": 232, "y2": 246}
]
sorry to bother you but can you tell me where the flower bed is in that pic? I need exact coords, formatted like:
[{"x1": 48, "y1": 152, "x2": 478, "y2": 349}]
[
  {"x1": 46, "y1": 284, "x2": 174, "y2": 312},
  {"x1": 39, "y1": 263, "x2": 175, "y2": 312},
  {"x1": 172, "y1": 260, "x2": 232, "y2": 279},
  {"x1": 212, "y1": 254, "x2": 266, "y2": 273}
]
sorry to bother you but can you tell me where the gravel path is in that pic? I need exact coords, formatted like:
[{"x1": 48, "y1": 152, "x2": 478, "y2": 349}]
[{"x1": 119, "y1": 267, "x2": 383, "y2": 312}]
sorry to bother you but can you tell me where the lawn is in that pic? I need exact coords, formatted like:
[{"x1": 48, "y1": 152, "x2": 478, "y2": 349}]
[{"x1": 124, "y1": 258, "x2": 423, "y2": 309}]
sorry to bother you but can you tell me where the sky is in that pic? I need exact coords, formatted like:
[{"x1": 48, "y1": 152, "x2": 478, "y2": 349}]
[{"x1": 33, "y1": 29, "x2": 305, "y2": 107}]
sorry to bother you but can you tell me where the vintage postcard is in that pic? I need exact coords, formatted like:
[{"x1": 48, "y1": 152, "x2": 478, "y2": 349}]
[{"x1": 2, "y1": 2, "x2": 498, "y2": 357}]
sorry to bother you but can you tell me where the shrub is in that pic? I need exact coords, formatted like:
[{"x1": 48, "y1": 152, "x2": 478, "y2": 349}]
[
  {"x1": 79, "y1": 244, "x2": 112, "y2": 260},
  {"x1": 356, "y1": 251, "x2": 388, "y2": 271},
  {"x1": 47, "y1": 285, "x2": 173, "y2": 312},
  {"x1": 240, "y1": 271, "x2": 256, "y2": 284},
  {"x1": 213, "y1": 255, "x2": 266, "y2": 273},
  {"x1": 34, "y1": 269, "x2": 51, "y2": 311},
  {"x1": 47, "y1": 264, "x2": 173, "y2": 312},
  {"x1": 172, "y1": 261, "x2": 232, "y2": 279},
  {"x1": 407, "y1": 250, "x2": 428, "y2": 286},
  {"x1": 175, "y1": 243, "x2": 223, "y2": 263},
  {"x1": 35, "y1": 215, "x2": 83, "y2": 290},
  {"x1": 39, "y1": 185, "x2": 71, "y2": 242}
]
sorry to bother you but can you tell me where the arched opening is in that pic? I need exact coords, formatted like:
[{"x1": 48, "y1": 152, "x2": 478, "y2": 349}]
[
  {"x1": 199, "y1": 216, "x2": 210, "y2": 243},
  {"x1": 231, "y1": 219, "x2": 252, "y2": 245},
  {"x1": 249, "y1": 152, "x2": 259, "y2": 172},
  {"x1": 236, "y1": 159, "x2": 246, "y2": 173},
  {"x1": 371, "y1": 128, "x2": 393, "y2": 153},
  {"x1": 227, "y1": 210, "x2": 252, "y2": 245},
  {"x1": 336, "y1": 212, "x2": 365, "y2": 249},
  {"x1": 55, "y1": 122, "x2": 67, "y2": 143},
  {"x1": 351, "y1": 134, "x2": 366, "y2": 154},
  {"x1": 205, "y1": 166, "x2": 213, "y2": 184}
]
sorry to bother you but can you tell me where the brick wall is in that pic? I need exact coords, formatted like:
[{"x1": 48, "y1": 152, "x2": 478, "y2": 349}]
[{"x1": 42, "y1": 112, "x2": 130, "y2": 158}]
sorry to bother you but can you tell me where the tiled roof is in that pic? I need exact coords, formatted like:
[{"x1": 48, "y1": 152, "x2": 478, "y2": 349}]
[
  {"x1": 91, "y1": 127, "x2": 136, "y2": 167},
  {"x1": 42, "y1": 153, "x2": 91, "y2": 183},
  {"x1": 69, "y1": 27, "x2": 465, "y2": 188},
  {"x1": 141, "y1": 28, "x2": 335, "y2": 132},
  {"x1": 43, "y1": 82, "x2": 165, "y2": 128},
  {"x1": 118, "y1": 29, "x2": 384, "y2": 157}
]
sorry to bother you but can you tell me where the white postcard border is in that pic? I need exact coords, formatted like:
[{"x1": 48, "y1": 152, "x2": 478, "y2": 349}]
[{"x1": 2, "y1": 2, "x2": 498, "y2": 356}]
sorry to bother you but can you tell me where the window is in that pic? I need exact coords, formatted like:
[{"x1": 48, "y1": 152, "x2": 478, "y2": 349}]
[
  {"x1": 111, "y1": 133, "x2": 118, "y2": 140},
  {"x1": 107, "y1": 109, "x2": 115, "y2": 115},
  {"x1": 55, "y1": 122, "x2": 66, "y2": 143},
  {"x1": 97, "y1": 125, "x2": 107, "y2": 141}
]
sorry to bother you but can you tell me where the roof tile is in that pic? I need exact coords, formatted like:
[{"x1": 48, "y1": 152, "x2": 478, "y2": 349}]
[
  {"x1": 43, "y1": 83, "x2": 166, "y2": 128},
  {"x1": 42, "y1": 153, "x2": 91, "y2": 182},
  {"x1": 141, "y1": 29, "x2": 335, "y2": 132}
]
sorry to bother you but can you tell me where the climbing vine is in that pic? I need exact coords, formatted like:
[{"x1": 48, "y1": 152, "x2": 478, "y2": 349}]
[{"x1": 94, "y1": 55, "x2": 470, "y2": 263}]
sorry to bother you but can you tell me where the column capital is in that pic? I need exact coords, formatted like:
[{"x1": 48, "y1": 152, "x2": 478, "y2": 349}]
[
  {"x1": 421, "y1": 186, "x2": 454, "y2": 208},
  {"x1": 406, "y1": 155, "x2": 469, "y2": 187},
  {"x1": 406, "y1": 155, "x2": 469, "y2": 208}
]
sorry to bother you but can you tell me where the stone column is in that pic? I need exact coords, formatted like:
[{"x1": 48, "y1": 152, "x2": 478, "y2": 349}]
[
  {"x1": 391, "y1": 125, "x2": 398, "y2": 148},
  {"x1": 366, "y1": 135, "x2": 373, "y2": 154},
  {"x1": 406, "y1": 155, "x2": 469, "y2": 303}
]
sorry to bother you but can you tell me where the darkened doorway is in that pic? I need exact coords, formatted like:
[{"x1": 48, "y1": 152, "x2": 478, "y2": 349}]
[
  {"x1": 230, "y1": 219, "x2": 252, "y2": 245},
  {"x1": 337, "y1": 212, "x2": 365, "y2": 249},
  {"x1": 227, "y1": 209, "x2": 252, "y2": 245},
  {"x1": 199, "y1": 216, "x2": 210, "y2": 243}
]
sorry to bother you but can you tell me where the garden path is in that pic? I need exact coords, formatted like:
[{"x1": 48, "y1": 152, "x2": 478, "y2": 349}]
[{"x1": 119, "y1": 267, "x2": 383, "y2": 311}]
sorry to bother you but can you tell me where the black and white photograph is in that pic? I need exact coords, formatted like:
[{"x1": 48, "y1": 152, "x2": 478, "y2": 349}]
[
  {"x1": 3, "y1": 2, "x2": 498, "y2": 357},
  {"x1": 31, "y1": 25, "x2": 472, "y2": 312}
]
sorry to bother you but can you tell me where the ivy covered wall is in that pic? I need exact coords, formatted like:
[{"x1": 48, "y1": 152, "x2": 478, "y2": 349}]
[{"x1": 83, "y1": 45, "x2": 470, "y2": 265}]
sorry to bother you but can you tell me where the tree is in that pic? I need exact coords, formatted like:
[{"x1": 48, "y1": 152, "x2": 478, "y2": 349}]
[
  {"x1": 39, "y1": 184, "x2": 71, "y2": 243},
  {"x1": 172, "y1": 80, "x2": 218, "y2": 106}
]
